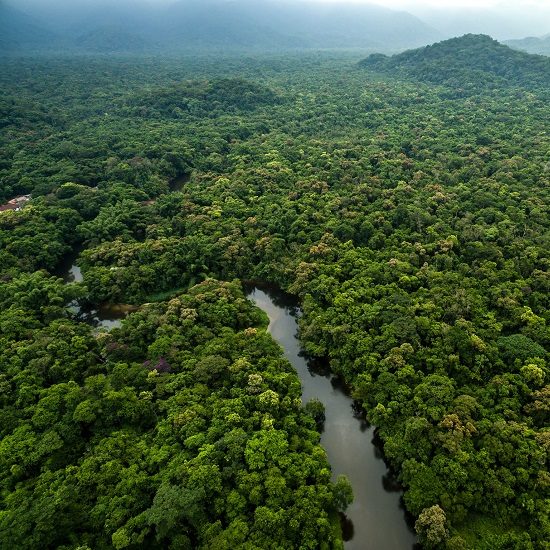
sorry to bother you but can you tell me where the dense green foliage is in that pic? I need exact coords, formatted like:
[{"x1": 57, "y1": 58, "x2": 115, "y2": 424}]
[
  {"x1": 361, "y1": 34, "x2": 550, "y2": 91},
  {"x1": 125, "y1": 78, "x2": 281, "y2": 119},
  {"x1": 1, "y1": 37, "x2": 549, "y2": 549},
  {"x1": 0, "y1": 275, "x2": 347, "y2": 549}
]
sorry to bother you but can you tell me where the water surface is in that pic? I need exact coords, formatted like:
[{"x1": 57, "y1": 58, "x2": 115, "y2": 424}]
[
  {"x1": 58, "y1": 257, "x2": 134, "y2": 330},
  {"x1": 246, "y1": 285, "x2": 417, "y2": 550}
]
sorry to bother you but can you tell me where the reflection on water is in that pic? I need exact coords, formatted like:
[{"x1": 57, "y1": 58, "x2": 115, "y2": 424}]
[
  {"x1": 64, "y1": 264, "x2": 83, "y2": 284},
  {"x1": 61, "y1": 262, "x2": 135, "y2": 330},
  {"x1": 65, "y1": 297, "x2": 133, "y2": 330},
  {"x1": 246, "y1": 284, "x2": 417, "y2": 550},
  {"x1": 339, "y1": 512, "x2": 355, "y2": 542}
]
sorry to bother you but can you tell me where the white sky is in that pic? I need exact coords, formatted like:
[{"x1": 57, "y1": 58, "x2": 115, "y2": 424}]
[{"x1": 303, "y1": 0, "x2": 549, "y2": 8}]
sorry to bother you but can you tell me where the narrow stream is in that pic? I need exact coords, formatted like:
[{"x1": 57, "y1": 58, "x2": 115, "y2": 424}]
[
  {"x1": 246, "y1": 285, "x2": 417, "y2": 550},
  {"x1": 58, "y1": 256, "x2": 134, "y2": 330},
  {"x1": 56, "y1": 174, "x2": 190, "y2": 329}
]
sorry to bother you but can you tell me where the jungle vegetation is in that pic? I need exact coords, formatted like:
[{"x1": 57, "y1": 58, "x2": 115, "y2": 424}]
[{"x1": 0, "y1": 35, "x2": 549, "y2": 549}]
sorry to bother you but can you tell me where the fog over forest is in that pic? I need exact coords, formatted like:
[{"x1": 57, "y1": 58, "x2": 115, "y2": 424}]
[{"x1": 2, "y1": 0, "x2": 550, "y2": 55}]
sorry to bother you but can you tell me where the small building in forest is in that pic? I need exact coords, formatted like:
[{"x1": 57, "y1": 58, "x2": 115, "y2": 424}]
[{"x1": 0, "y1": 195, "x2": 31, "y2": 213}]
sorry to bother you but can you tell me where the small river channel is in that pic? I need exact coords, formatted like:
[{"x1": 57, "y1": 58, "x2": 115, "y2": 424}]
[
  {"x1": 246, "y1": 285, "x2": 417, "y2": 550},
  {"x1": 58, "y1": 256, "x2": 136, "y2": 330},
  {"x1": 57, "y1": 173, "x2": 191, "y2": 329}
]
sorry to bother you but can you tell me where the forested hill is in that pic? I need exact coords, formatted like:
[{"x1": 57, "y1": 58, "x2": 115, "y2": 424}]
[
  {"x1": 360, "y1": 34, "x2": 550, "y2": 90},
  {"x1": 505, "y1": 34, "x2": 550, "y2": 57},
  {"x1": 0, "y1": 1, "x2": 59, "y2": 52},
  {"x1": 124, "y1": 78, "x2": 281, "y2": 118}
]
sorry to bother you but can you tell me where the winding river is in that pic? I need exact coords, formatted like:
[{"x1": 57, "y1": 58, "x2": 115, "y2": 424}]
[
  {"x1": 59, "y1": 249, "x2": 417, "y2": 548},
  {"x1": 246, "y1": 285, "x2": 417, "y2": 550}
]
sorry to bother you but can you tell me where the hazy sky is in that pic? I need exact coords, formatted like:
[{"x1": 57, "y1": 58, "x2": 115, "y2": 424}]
[
  {"x1": 12, "y1": 0, "x2": 550, "y2": 8},
  {"x1": 10, "y1": 0, "x2": 550, "y2": 39},
  {"x1": 310, "y1": 0, "x2": 550, "y2": 8},
  {"x1": 11, "y1": 0, "x2": 550, "y2": 32}
]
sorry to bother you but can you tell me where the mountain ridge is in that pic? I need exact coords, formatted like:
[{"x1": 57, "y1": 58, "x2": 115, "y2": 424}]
[
  {"x1": 360, "y1": 34, "x2": 550, "y2": 90},
  {"x1": 505, "y1": 34, "x2": 550, "y2": 56},
  {"x1": 2, "y1": 0, "x2": 442, "y2": 54},
  {"x1": 0, "y1": 1, "x2": 60, "y2": 52}
]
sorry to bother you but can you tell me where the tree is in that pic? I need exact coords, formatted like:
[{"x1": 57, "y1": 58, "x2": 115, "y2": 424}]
[{"x1": 415, "y1": 505, "x2": 449, "y2": 548}]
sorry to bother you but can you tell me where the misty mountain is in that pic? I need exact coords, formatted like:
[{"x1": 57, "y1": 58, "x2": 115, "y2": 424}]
[
  {"x1": 160, "y1": 1, "x2": 441, "y2": 51},
  {"x1": 409, "y1": 4, "x2": 550, "y2": 41},
  {"x1": 159, "y1": 1, "x2": 307, "y2": 50},
  {"x1": 8, "y1": 1, "x2": 158, "y2": 35},
  {"x1": 360, "y1": 34, "x2": 550, "y2": 91},
  {"x1": 74, "y1": 27, "x2": 152, "y2": 54},
  {"x1": 505, "y1": 34, "x2": 550, "y2": 57},
  {"x1": 2, "y1": 0, "x2": 442, "y2": 54},
  {"x1": 0, "y1": 1, "x2": 60, "y2": 52}
]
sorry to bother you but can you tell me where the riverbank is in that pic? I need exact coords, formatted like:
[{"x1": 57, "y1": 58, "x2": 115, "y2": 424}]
[{"x1": 246, "y1": 285, "x2": 417, "y2": 550}]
